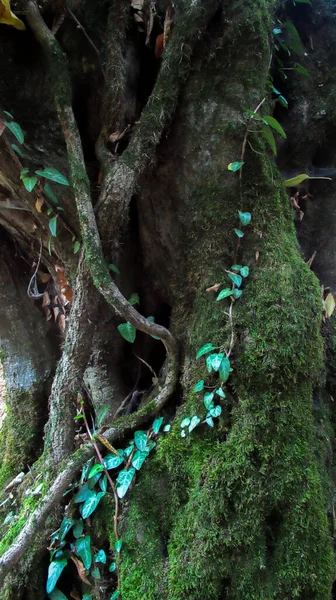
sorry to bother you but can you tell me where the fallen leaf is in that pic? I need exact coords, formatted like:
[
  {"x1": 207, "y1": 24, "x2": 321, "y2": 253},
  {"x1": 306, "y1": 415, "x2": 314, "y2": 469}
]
[
  {"x1": 0, "y1": 0, "x2": 26, "y2": 30},
  {"x1": 59, "y1": 314, "x2": 66, "y2": 331},
  {"x1": 70, "y1": 556, "x2": 91, "y2": 586},
  {"x1": 325, "y1": 293, "x2": 335, "y2": 318},
  {"x1": 42, "y1": 291, "x2": 50, "y2": 307},
  {"x1": 96, "y1": 434, "x2": 120, "y2": 455},
  {"x1": 38, "y1": 271, "x2": 51, "y2": 283},
  {"x1": 35, "y1": 196, "x2": 44, "y2": 213},
  {"x1": 53, "y1": 306, "x2": 60, "y2": 321},
  {"x1": 206, "y1": 283, "x2": 221, "y2": 293},
  {"x1": 255, "y1": 250, "x2": 260, "y2": 262}
]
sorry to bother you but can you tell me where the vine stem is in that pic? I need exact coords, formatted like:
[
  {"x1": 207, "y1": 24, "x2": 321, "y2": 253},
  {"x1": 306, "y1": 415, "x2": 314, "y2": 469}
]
[
  {"x1": 239, "y1": 97, "x2": 266, "y2": 185},
  {"x1": 81, "y1": 405, "x2": 121, "y2": 591}
]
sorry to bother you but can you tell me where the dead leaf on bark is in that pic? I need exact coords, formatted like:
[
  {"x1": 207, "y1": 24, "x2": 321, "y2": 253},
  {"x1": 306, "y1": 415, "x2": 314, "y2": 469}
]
[
  {"x1": 53, "y1": 306, "x2": 60, "y2": 321},
  {"x1": 96, "y1": 434, "x2": 120, "y2": 455},
  {"x1": 42, "y1": 291, "x2": 51, "y2": 307},
  {"x1": 324, "y1": 293, "x2": 335, "y2": 318},
  {"x1": 0, "y1": 120, "x2": 6, "y2": 136},
  {"x1": 70, "y1": 556, "x2": 91, "y2": 586},
  {"x1": 206, "y1": 283, "x2": 221, "y2": 293},
  {"x1": 59, "y1": 314, "x2": 66, "y2": 331},
  {"x1": 35, "y1": 196, "x2": 44, "y2": 213},
  {"x1": 38, "y1": 271, "x2": 51, "y2": 284}
]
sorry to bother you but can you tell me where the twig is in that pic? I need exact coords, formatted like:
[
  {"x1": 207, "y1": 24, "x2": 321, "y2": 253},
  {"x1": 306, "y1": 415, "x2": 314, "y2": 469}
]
[
  {"x1": 27, "y1": 238, "x2": 44, "y2": 298},
  {"x1": 66, "y1": 8, "x2": 104, "y2": 77}
]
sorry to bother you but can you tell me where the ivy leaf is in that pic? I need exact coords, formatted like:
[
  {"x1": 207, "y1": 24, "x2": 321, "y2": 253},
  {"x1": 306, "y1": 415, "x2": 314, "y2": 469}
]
[
  {"x1": 116, "y1": 468, "x2": 136, "y2": 499},
  {"x1": 208, "y1": 405, "x2": 222, "y2": 418},
  {"x1": 128, "y1": 293, "x2": 140, "y2": 305},
  {"x1": 216, "y1": 288, "x2": 232, "y2": 301},
  {"x1": 188, "y1": 416, "x2": 201, "y2": 433},
  {"x1": 96, "y1": 404, "x2": 109, "y2": 429},
  {"x1": 99, "y1": 475, "x2": 107, "y2": 493},
  {"x1": 74, "y1": 484, "x2": 96, "y2": 504},
  {"x1": 234, "y1": 228, "x2": 244, "y2": 238},
  {"x1": 109, "y1": 562, "x2": 117, "y2": 572},
  {"x1": 20, "y1": 171, "x2": 38, "y2": 192},
  {"x1": 163, "y1": 424, "x2": 171, "y2": 432},
  {"x1": 44, "y1": 183, "x2": 59, "y2": 204},
  {"x1": 46, "y1": 559, "x2": 67, "y2": 594},
  {"x1": 152, "y1": 416, "x2": 163, "y2": 434},
  {"x1": 181, "y1": 429, "x2": 186, "y2": 438},
  {"x1": 108, "y1": 263, "x2": 120, "y2": 275},
  {"x1": 58, "y1": 518, "x2": 74, "y2": 541},
  {"x1": 88, "y1": 464, "x2": 104, "y2": 479},
  {"x1": 219, "y1": 357, "x2": 231, "y2": 383},
  {"x1": 216, "y1": 388, "x2": 226, "y2": 398},
  {"x1": 206, "y1": 353, "x2": 224, "y2": 372},
  {"x1": 74, "y1": 241, "x2": 81, "y2": 254},
  {"x1": 232, "y1": 289, "x2": 243, "y2": 299},
  {"x1": 35, "y1": 167, "x2": 69, "y2": 186},
  {"x1": 262, "y1": 124, "x2": 277, "y2": 155},
  {"x1": 238, "y1": 211, "x2": 251, "y2": 226},
  {"x1": 72, "y1": 519, "x2": 83, "y2": 539},
  {"x1": 132, "y1": 450, "x2": 149, "y2": 471},
  {"x1": 181, "y1": 417, "x2": 191, "y2": 428},
  {"x1": 285, "y1": 21, "x2": 303, "y2": 55},
  {"x1": 48, "y1": 589, "x2": 68, "y2": 600},
  {"x1": 4, "y1": 120, "x2": 24, "y2": 143},
  {"x1": 325, "y1": 293, "x2": 335, "y2": 318},
  {"x1": 103, "y1": 453, "x2": 124, "y2": 470},
  {"x1": 115, "y1": 539, "x2": 123, "y2": 553},
  {"x1": 228, "y1": 273, "x2": 242, "y2": 288},
  {"x1": 240, "y1": 266, "x2": 249, "y2": 278},
  {"x1": 278, "y1": 95, "x2": 288, "y2": 108},
  {"x1": 81, "y1": 491, "x2": 105, "y2": 519},
  {"x1": 123, "y1": 442, "x2": 135, "y2": 457},
  {"x1": 193, "y1": 379, "x2": 204, "y2": 392},
  {"x1": 111, "y1": 591, "x2": 121, "y2": 600},
  {"x1": 134, "y1": 430, "x2": 148, "y2": 452},
  {"x1": 205, "y1": 417, "x2": 215, "y2": 428},
  {"x1": 75, "y1": 535, "x2": 92, "y2": 570},
  {"x1": 49, "y1": 215, "x2": 58, "y2": 238},
  {"x1": 227, "y1": 161, "x2": 244, "y2": 172},
  {"x1": 11, "y1": 143, "x2": 24, "y2": 157},
  {"x1": 118, "y1": 322, "x2": 136, "y2": 343},
  {"x1": 88, "y1": 472, "x2": 102, "y2": 489},
  {"x1": 203, "y1": 392, "x2": 214, "y2": 410},
  {"x1": 263, "y1": 115, "x2": 287, "y2": 139},
  {"x1": 196, "y1": 343, "x2": 215, "y2": 359},
  {"x1": 231, "y1": 265, "x2": 242, "y2": 271},
  {"x1": 94, "y1": 550, "x2": 107, "y2": 564},
  {"x1": 91, "y1": 567, "x2": 101, "y2": 579}
]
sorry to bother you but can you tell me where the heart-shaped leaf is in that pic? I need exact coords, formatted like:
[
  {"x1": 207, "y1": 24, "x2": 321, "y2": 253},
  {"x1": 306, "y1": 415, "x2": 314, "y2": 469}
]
[
  {"x1": 232, "y1": 289, "x2": 242, "y2": 299},
  {"x1": 216, "y1": 288, "x2": 232, "y2": 301},
  {"x1": 219, "y1": 357, "x2": 231, "y2": 383},
  {"x1": 81, "y1": 491, "x2": 105, "y2": 519},
  {"x1": 132, "y1": 450, "x2": 149, "y2": 471},
  {"x1": 196, "y1": 343, "x2": 215, "y2": 359},
  {"x1": 203, "y1": 392, "x2": 214, "y2": 410},
  {"x1": 103, "y1": 452, "x2": 124, "y2": 470},
  {"x1": 234, "y1": 229, "x2": 244, "y2": 238},
  {"x1": 117, "y1": 322, "x2": 136, "y2": 343},
  {"x1": 205, "y1": 417, "x2": 214, "y2": 428},
  {"x1": 134, "y1": 430, "x2": 148, "y2": 452},
  {"x1": 46, "y1": 560, "x2": 67, "y2": 594},
  {"x1": 88, "y1": 464, "x2": 104, "y2": 479},
  {"x1": 228, "y1": 273, "x2": 242, "y2": 288},
  {"x1": 152, "y1": 416, "x2": 163, "y2": 434},
  {"x1": 240, "y1": 266, "x2": 249, "y2": 278},
  {"x1": 115, "y1": 539, "x2": 123, "y2": 553},
  {"x1": 74, "y1": 484, "x2": 96, "y2": 504},
  {"x1": 216, "y1": 388, "x2": 226, "y2": 398},
  {"x1": 94, "y1": 549, "x2": 107, "y2": 564},
  {"x1": 75, "y1": 535, "x2": 92, "y2": 570},
  {"x1": 116, "y1": 469, "x2": 136, "y2": 499},
  {"x1": 228, "y1": 161, "x2": 244, "y2": 172},
  {"x1": 181, "y1": 417, "x2": 191, "y2": 428},
  {"x1": 193, "y1": 379, "x2": 204, "y2": 392},
  {"x1": 238, "y1": 211, "x2": 251, "y2": 226},
  {"x1": 188, "y1": 415, "x2": 201, "y2": 433}
]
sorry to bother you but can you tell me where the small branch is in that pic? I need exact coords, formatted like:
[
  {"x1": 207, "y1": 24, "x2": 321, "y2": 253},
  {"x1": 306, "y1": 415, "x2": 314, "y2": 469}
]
[{"x1": 66, "y1": 8, "x2": 105, "y2": 77}]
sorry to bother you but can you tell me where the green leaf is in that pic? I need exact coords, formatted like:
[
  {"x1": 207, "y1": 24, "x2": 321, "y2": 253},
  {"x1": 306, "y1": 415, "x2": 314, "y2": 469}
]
[
  {"x1": 208, "y1": 405, "x2": 222, "y2": 418},
  {"x1": 294, "y1": 62, "x2": 311, "y2": 78},
  {"x1": 163, "y1": 424, "x2": 171, "y2": 432},
  {"x1": 3, "y1": 110, "x2": 13, "y2": 118},
  {"x1": 152, "y1": 417, "x2": 163, "y2": 434},
  {"x1": 128, "y1": 293, "x2": 140, "y2": 305},
  {"x1": 228, "y1": 273, "x2": 242, "y2": 287},
  {"x1": 81, "y1": 491, "x2": 105, "y2": 519},
  {"x1": 285, "y1": 21, "x2": 303, "y2": 55},
  {"x1": 240, "y1": 266, "x2": 249, "y2": 278},
  {"x1": 231, "y1": 265, "x2": 242, "y2": 271},
  {"x1": 205, "y1": 417, "x2": 215, "y2": 428},
  {"x1": 134, "y1": 430, "x2": 148, "y2": 452},
  {"x1": 96, "y1": 404, "x2": 109, "y2": 428},
  {"x1": 4, "y1": 121, "x2": 24, "y2": 144},
  {"x1": 20, "y1": 172, "x2": 38, "y2": 192},
  {"x1": 103, "y1": 452, "x2": 124, "y2": 470},
  {"x1": 294, "y1": 0, "x2": 311, "y2": 3},
  {"x1": 99, "y1": 475, "x2": 107, "y2": 493},
  {"x1": 109, "y1": 562, "x2": 117, "y2": 572},
  {"x1": 232, "y1": 289, "x2": 243, "y2": 299},
  {"x1": 238, "y1": 211, "x2": 251, "y2": 226},
  {"x1": 146, "y1": 316, "x2": 160, "y2": 340},
  {"x1": 11, "y1": 143, "x2": 24, "y2": 157},
  {"x1": 48, "y1": 588, "x2": 68, "y2": 600},
  {"x1": 203, "y1": 392, "x2": 214, "y2": 410},
  {"x1": 115, "y1": 539, "x2": 123, "y2": 553},
  {"x1": 108, "y1": 263, "x2": 120, "y2": 275},
  {"x1": 181, "y1": 417, "x2": 191, "y2": 428},
  {"x1": 263, "y1": 116, "x2": 287, "y2": 139},
  {"x1": 81, "y1": 458, "x2": 95, "y2": 484},
  {"x1": 73, "y1": 241, "x2": 80, "y2": 254},
  {"x1": 58, "y1": 518, "x2": 74, "y2": 541},
  {"x1": 35, "y1": 167, "x2": 69, "y2": 186},
  {"x1": 88, "y1": 472, "x2": 102, "y2": 489},
  {"x1": 94, "y1": 549, "x2": 107, "y2": 564},
  {"x1": 188, "y1": 416, "x2": 201, "y2": 433},
  {"x1": 75, "y1": 536, "x2": 92, "y2": 570},
  {"x1": 74, "y1": 484, "x2": 96, "y2": 504},
  {"x1": 132, "y1": 450, "x2": 149, "y2": 471},
  {"x1": 88, "y1": 464, "x2": 104, "y2": 479},
  {"x1": 262, "y1": 124, "x2": 277, "y2": 155},
  {"x1": 219, "y1": 357, "x2": 231, "y2": 383},
  {"x1": 46, "y1": 560, "x2": 67, "y2": 594},
  {"x1": 278, "y1": 95, "x2": 288, "y2": 108},
  {"x1": 196, "y1": 343, "x2": 215, "y2": 359},
  {"x1": 82, "y1": 595, "x2": 92, "y2": 600},
  {"x1": 111, "y1": 591, "x2": 121, "y2": 600},
  {"x1": 72, "y1": 519, "x2": 84, "y2": 539},
  {"x1": 216, "y1": 288, "x2": 232, "y2": 301},
  {"x1": 283, "y1": 173, "x2": 310, "y2": 187},
  {"x1": 227, "y1": 161, "x2": 244, "y2": 172},
  {"x1": 118, "y1": 322, "x2": 136, "y2": 343},
  {"x1": 234, "y1": 228, "x2": 244, "y2": 238},
  {"x1": 49, "y1": 215, "x2": 58, "y2": 238},
  {"x1": 181, "y1": 429, "x2": 186, "y2": 438},
  {"x1": 193, "y1": 379, "x2": 204, "y2": 392},
  {"x1": 216, "y1": 388, "x2": 226, "y2": 398},
  {"x1": 91, "y1": 567, "x2": 101, "y2": 579},
  {"x1": 44, "y1": 183, "x2": 59, "y2": 204},
  {"x1": 116, "y1": 468, "x2": 136, "y2": 499},
  {"x1": 206, "y1": 353, "x2": 224, "y2": 372},
  {"x1": 123, "y1": 443, "x2": 135, "y2": 457}
]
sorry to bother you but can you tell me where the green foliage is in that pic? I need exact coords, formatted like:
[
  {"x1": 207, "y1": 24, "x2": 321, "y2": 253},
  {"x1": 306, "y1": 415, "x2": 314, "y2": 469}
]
[
  {"x1": 48, "y1": 589, "x2": 68, "y2": 600},
  {"x1": 46, "y1": 559, "x2": 67, "y2": 594},
  {"x1": 117, "y1": 322, "x2": 136, "y2": 343},
  {"x1": 4, "y1": 120, "x2": 24, "y2": 144},
  {"x1": 35, "y1": 167, "x2": 69, "y2": 186},
  {"x1": 227, "y1": 161, "x2": 244, "y2": 171},
  {"x1": 49, "y1": 215, "x2": 58, "y2": 237},
  {"x1": 128, "y1": 293, "x2": 140, "y2": 305},
  {"x1": 108, "y1": 263, "x2": 120, "y2": 275},
  {"x1": 20, "y1": 169, "x2": 38, "y2": 192}
]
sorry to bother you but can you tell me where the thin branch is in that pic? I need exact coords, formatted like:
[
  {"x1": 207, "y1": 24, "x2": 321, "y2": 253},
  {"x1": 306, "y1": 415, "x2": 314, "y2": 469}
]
[{"x1": 66, "y1": 8, "x2": 105, "y2": 77}]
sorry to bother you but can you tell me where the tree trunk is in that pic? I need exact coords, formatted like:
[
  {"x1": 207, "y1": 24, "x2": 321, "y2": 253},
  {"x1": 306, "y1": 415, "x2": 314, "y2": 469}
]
[{"x1": 0, "y1": 0, "x2": 336, "y2": 599}]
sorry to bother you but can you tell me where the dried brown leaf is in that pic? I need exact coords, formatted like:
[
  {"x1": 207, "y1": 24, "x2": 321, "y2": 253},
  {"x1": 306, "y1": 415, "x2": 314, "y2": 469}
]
[
  {"x1": 42, "y1": 291, "x2": 50, "y2": 307},
  {"x1": 96, "y1": 434, "x2": 120, "y2": 455},
  {"x1": 38, "y1": 270, "x2": 51, "y2": 283},
  {"x1": 255, "y1": 250, "x2": 260, "y2": 263},
  {"x1": 53, "y1": 306, "x2": 60, "y2": 321},
  {"x1": 70, "y1": 556, "x2": 91, "y2": 586},
  {"x1": 35, "y1": 196, "x2": 44, "y2": 213},
  {"x1": 206, "y1": 283, "x2": 221, "y2": 293},
  {"x1": 0, "y1": 120, "x2": 5, "y2": 136},
  {"x1": 59, "y1": 313, "x2": 66, "y2": 331}
]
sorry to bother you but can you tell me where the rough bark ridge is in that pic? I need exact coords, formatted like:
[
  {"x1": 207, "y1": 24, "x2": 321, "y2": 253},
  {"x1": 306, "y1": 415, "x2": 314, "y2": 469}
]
[{"x1": 0, "y1": 0, "x2": 336, "y2": 598}]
